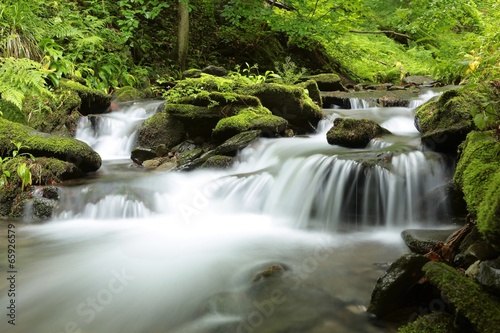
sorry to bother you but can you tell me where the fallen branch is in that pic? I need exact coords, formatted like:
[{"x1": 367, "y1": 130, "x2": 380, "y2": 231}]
[{"x1": 265, "y1": 0, "x2": 295, "y2": 11}]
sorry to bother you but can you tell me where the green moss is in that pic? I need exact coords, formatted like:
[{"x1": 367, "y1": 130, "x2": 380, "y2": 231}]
[
  {"x1": 297, "y1": 80, "x2": 322, "y2": 107},
  {"x1": 112, "y1": 86, "x2": 146, "y2": 102},
  {"x1": 477, "y1": 170, "x2": 500, "y2": 249},
  {"x1": 454, "y1": 131, "x2": 500, "y2": 215},
  {"x1": 172, "y1": 91, "x2": 261, "y2": 108},
  {"x1": 0, "y1": 99, "x2": 26, "y2": 124},
  {"x1": 29, "y1": 157, "x2": 83, "y2": 183},
  {"x1": 415, "y1": 87, "x2": 476, "y2": 134},
  {"x1": 213, "y1": 106, "x2": 287, "y2": 141},
  {"x1": 423, "y1": 261, "x2": 500, "y2": 333},
  {"x1": 0, "y1": 118, "x2": 101, "y2": 172},
  {"x1": 398, "y1": 312, "x2": 455, "y2": 333}
]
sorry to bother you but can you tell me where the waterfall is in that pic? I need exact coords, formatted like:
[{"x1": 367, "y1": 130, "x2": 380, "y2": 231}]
[
  {"x1": 75, "y1": 100, "x2": 163, "y2": 160},
  {"x1": 349, "y1": 98, "x2": 372, "y2": 109}
]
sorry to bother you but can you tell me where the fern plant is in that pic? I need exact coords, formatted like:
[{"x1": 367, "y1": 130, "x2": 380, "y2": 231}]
[
  {"x1": 0, "y1": 57, "x2": 53, "y2": 109},
  {"x1": 274, "y1": 56, "x2": 307, "y2": 85}
]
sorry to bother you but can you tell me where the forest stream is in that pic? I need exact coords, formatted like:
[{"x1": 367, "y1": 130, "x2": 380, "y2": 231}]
[{"x1": 0, "y1": 91, "x2": 459, "y2": 333}]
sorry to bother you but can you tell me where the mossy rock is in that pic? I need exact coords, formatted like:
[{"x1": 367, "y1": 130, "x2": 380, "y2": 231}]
[
  {"x1": 16, "y1": 157, "x2": 84, "y2": 184},
  {"x1": 214, "y1": 130, "x2": 261, "y2": 156},
  {"x1": 0, "y1": 118, "x2": 101, "y2": 172},
  {"x1": 301, "y1": 73, "x2": 347, "y2": 92},
  {"x1": 297, "y1": 80, "x2": 322, "y2": 107},
  {"x1": 182, "y1": 68, "x2": 203, "y2": 78},
  {"x1": 453, "y1": 131, "x2": 500, "y2": 247},
  {"x1": 0, "y1": 185, "x2": 22, "y2": 217},
  {"x1": 202, "y1": 65, "x2": 228, "y2": 77},
  {"x1": 423, "y1": 261, "x2": 500, "y2": 333},
  {"x1": 212, "y1": 106, "x2": 287, "y2": 141},
  {"x1": 176, "y1": 147, "x2": 204, "y2": 167},
  {"x1": 0, "y1": 99, "x2": 26, "y2": 124},
  {"x1": 200, "y1": 155, "x2": 236, "y2": 169},
  {"x1": 398, "y1": 312, "x2": 456, "y2": 333},
  {"x1": 59, "y1": 79, "x2": 111, "y2": 115},
  {"x1": 415, "y1": 88, "x2": 476, "y2": 152},
  {"x1": 244, "y1": 83, "x2": 323, "y2": 132},
  {"x1": 136, "y1": 112, "x2": 186, "y2": 150},
  {"x1": 477, "y1": 169, "x2": 500, "y2": 250},
  {"x1": 25, "y1": 85, "x2": 83, "y2": 135},
  {"x1": 112, "y1": 86, "x2": 147, "y2": 102},
  {"x1": 326, "y1": 118, "x2": 391, "y2": 148}
]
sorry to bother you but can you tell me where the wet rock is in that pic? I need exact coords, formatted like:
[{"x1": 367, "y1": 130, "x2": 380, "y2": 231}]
[
  {"x1": 476, "y1": 258, "x2": 500, "y2": 295},
  {"x1": 142, "y1": 158, "x2": 162, "y2": 168},
  {"x1": 131, "y1": 147, "x2": 157, "y2": 163},
  {"x1": 176, "y1": 148, "x2": 204, "y2": 168},
  {"x1": 214, "y1": 130, "x2": 261, "y2": 156},
  {"x1": 368, "y1": 254, "x2": 430, "y2": 318},
  {"x1": 423, "y1": 261, "x2": 500, "y2": 333},
  {"x1": 200, "y1": 155, "x2": 236, "y2": 169},
  {"x1": 252, "y1": 264, "x2": 287, "y2": 282},
  {"x1": 402, "y1": 229, "x2": 457, "y2": 255},
  {"x1": 136, "y1": 111, "x2": 186, "y2": 150},
  {"x1": 31, "y1": 197, "x2": 57, "y2": 220},
  {"x1": 42, "y1": 186, "x2": 60, "y2": 200},
  {"x1": 156, "y1": 160, "x2": 176, "y2": 172},
  {"x1": 403, "y1": 75, "x2": 437, "y2": 86},
  {"x1": 327, "y1": 118, "x2": 391, "y2": 148}
]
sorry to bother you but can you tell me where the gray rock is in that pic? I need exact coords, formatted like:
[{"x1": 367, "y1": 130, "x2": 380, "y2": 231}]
[
  {"x1": 401, "y1": 229, "x2": 458, "y2": 254},
  {"x1": 202, "y1": 65, "x2": 228, "y2": 77},
  {"x1": 368, "y1": 253, "x2": 429, "y2": 317},
  {"x1": 327, "y1": 118, "x2": 390, "y2": 148},
  {"x1": 476, "y1": 258, "x2": 500, "y2": 295},
  {"x1": 131, "y1": 147, "x2": 157, "y2": 163},
  {"x1": 214, "y1": 130, "x2": 261, "y2": 156}
]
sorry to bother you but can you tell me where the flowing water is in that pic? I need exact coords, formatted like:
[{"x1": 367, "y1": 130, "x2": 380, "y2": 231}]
[{"x1": 1, "y1": 93, "x2": 456, "y2": 333}]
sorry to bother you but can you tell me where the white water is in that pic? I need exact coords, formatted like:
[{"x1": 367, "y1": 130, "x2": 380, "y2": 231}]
[{"x1": 0, "y1": 91, "x2": 453, "y2": 333}]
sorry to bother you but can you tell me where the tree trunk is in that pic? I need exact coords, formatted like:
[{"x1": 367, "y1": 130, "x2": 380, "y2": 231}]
[{"x1": 178, "y1": 0, "x2": 189, "y2": 71}]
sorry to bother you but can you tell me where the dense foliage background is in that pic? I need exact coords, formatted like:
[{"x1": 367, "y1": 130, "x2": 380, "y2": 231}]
[{"x1": 0, "y1": 0, "x2": 498, "y2": 108}]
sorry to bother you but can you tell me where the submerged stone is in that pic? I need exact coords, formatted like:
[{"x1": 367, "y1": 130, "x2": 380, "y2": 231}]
[{"x1": 200, "y1": 155, "x2": 236, "y2": 169}]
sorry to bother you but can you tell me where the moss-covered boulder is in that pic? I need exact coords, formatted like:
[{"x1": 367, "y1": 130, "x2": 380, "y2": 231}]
[
  {"x1": 414, "y1": 88, "x2": 476, "y2": 152},
  {"x1": 0, "y1": 99, "x2": 26, "y2": 124},
  {"x1": 212, "y1": 106, "x2": 287, "y2": 141},
  {"x1": 301, "y1": 73, "x2": 347, "y2": 92},
  {"x1": 0, "y1": 118, "x2": 101, "y2": 172},
  {"x1": 423, "y1": 261, "x2": 500, "y2": 333},
  {"x1": 60, "y1": 79, "x2": 111, "y2": 115},
  {"x1": 327, "y1": 118, "x2": 390, "y2": 148},
  {"x1": 245, "y1": 83, "x2": 323, "y2": 132},
  {"x1": 453, "y1": 131, "x2": 500, "y2": 248},
  {"x1": 136, "y1": 112, "x2": 186, "y2": 150}
]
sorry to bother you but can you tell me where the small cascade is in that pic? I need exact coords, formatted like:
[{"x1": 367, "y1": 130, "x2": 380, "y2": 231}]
[
  {"x1": 206, "y1": 138, "x2": 450, "y2": 230},
  {"x1": 349, "y1": 98, "x2": 372, "y2": 109},
  {"x1": 75, "y1": 100, "x2": 163, "y2": 160}
]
